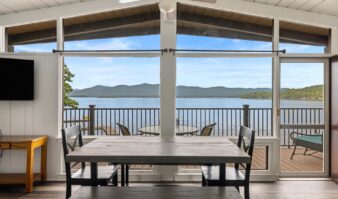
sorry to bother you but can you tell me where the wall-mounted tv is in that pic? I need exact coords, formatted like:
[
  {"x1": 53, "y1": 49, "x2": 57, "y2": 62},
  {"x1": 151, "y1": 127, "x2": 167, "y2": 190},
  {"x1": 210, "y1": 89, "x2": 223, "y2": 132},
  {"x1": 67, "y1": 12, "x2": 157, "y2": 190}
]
[{"x1": 0, "y1": 58, "x2": 34, "y2": 100}]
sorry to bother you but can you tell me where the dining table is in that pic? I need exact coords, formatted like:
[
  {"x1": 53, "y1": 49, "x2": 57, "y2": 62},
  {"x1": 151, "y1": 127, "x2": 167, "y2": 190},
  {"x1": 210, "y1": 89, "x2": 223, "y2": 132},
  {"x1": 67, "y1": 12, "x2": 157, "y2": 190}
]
[
  {"x1": 65, "y1": 136, "x2": 250, "y2": 186},
  {"x1": 138, "y1": 125, "x2": 199, "y2": 136}
]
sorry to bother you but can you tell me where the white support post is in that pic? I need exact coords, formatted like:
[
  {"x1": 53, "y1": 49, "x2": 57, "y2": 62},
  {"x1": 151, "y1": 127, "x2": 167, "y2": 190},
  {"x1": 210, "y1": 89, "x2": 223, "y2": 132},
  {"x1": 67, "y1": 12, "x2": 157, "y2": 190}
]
[
  {"x1": 158, "y1": 4, "x2": 177, "y2": 182},
  {"x1": 56, "y1": 17, "x2": 65, "y2": 175},
  {"x1": 0, "y1": 26, "x2": 6, "y2": 52},
  {"x1": 160, "y1": 10, "x2": 177, "y2": 142},
  {"x1": 57, "y1": 17, "x2": 64, "y2": 132},
  {"x1": 272, "y1": 18, "x2": 280, "y2": 176}
]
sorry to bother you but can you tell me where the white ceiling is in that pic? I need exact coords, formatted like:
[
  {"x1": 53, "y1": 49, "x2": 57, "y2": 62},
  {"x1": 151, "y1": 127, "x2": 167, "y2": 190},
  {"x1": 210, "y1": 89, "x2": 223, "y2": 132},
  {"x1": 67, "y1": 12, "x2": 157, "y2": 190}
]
[
  {"x1": 0, "y1": 0, "x2": 338, "y2": 18},
  {"x1": 243, "y1": 0, "x2": 338, "y2": 17},
  {"x1": 0, "y1": 0, "x2": 90, "y2": 15}
]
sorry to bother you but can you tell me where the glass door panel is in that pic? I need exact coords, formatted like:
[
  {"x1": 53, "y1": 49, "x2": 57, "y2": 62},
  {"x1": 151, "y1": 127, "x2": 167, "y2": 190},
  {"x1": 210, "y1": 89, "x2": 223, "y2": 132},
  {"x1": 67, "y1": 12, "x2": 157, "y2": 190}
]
[{"x1": 279, "y1": 60, "x2": 327, "y2": 175}]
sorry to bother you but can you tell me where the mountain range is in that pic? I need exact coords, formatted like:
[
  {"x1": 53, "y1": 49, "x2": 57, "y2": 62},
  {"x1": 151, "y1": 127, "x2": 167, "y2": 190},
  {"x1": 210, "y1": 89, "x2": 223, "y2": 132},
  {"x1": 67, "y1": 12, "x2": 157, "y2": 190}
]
[{"x1": 69, "y1": 83, "x2": 272, "y2": 98}]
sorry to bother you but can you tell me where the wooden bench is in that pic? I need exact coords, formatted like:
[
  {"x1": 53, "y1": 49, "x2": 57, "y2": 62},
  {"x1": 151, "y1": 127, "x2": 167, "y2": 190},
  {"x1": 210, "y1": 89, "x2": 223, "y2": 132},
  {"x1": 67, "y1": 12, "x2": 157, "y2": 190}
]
[{"x1": 70, "y1": 186, "x2": 242, "y2": 199}]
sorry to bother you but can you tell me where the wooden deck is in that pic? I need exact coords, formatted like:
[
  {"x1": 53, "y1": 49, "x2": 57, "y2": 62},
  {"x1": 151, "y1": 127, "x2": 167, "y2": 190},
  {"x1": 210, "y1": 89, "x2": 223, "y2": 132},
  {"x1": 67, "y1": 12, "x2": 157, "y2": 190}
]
[
  {"x1": 177, "y1": 147, "x2": 323, "y2": 172},
  {"x1": 279, "y1": 146, "x2": 323, "y2": 172}
]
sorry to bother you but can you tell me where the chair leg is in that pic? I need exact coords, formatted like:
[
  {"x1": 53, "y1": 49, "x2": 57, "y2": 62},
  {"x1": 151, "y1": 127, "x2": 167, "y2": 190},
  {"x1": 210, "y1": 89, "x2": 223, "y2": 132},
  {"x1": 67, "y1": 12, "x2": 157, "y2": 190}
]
[
  {"x1": 303, "y1": 147, "x2": 308, "y2": 155},
  {"x1": 244, "y1": 185, "x2": 250, "y2": 199},
  {"x1": 202, "y1": 174, "x2": 206, "y2": 186},
  {"x1": 113, "y1": 173, "x2": 118, "y2": 186},
  {"x1": 290, "y1": 145, "x2": 297, "y2": 159},
  {"x1": 65, "y1": 163, "x2": 72, "y2": 199},
  {"x1": 66, "y1": 181, "x2": 71, "y2": 199}
]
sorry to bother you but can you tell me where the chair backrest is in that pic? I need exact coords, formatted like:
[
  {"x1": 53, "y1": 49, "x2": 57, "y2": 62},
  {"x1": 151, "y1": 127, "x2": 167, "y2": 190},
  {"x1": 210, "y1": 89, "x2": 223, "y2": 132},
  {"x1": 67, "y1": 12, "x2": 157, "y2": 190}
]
[
  {"x1": 200, "y1": 123, "x2": 216, "y2": 136},
  {"x1": 61, "y1": 125, "x2": 85, "y2": 180},
  {"x1": 116, "y1": 123, "x2": 131, "y2": 136},
  {"x1": 235, "y1": 125, "x2": 255, "y2": 180},
  {"x1": 61, "y1": 125, "x2": 83, "y2": 156}
]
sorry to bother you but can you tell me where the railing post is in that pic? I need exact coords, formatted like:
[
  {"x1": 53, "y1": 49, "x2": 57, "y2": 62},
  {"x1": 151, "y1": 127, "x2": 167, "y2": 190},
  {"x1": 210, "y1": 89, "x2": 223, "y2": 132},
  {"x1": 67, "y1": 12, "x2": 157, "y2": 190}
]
[
  {"x1": 89, "y1": 105, "x2": 95, "y2": 135},
  {"x1": 243, "y1": 104, "x2": 250, "y2": 127}
]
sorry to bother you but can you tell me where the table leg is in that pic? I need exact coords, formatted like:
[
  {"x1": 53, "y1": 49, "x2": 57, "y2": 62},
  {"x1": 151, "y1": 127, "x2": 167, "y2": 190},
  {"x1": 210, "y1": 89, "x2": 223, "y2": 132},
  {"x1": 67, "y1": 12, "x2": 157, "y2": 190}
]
[
  {"x1": 219, "y1": 163, "x2": 225, "y2": 186},
  {"x1": 90, "y1": 162, "x2": 98, "y2": 186},
  {"x1": 121, "y1": 164, "x2": 125, "y2": 186},
  {"x1": 26, "y1": 143, "x2": 34, "y2": 193},
  {"x1": 40, "y1": 142, "x2": 47, "y2": 182},
  {"x1": 126, "y1": 164, "x2": 129, "y2": 186}
]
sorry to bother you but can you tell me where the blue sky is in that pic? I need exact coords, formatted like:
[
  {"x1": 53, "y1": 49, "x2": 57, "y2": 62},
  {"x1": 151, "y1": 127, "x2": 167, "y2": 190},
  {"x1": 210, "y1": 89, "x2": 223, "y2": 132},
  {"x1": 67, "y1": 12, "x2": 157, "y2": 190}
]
[{"x1": 14, "y1": 35, "x2": 324, "y2": 89}]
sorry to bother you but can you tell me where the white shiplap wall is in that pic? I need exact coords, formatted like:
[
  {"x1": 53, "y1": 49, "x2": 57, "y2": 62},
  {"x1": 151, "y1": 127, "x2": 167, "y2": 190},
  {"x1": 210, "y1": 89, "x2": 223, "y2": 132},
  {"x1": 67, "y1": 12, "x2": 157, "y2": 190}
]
[{"x1": 0, "y1": 53, "x2": 61, "y2": 180}]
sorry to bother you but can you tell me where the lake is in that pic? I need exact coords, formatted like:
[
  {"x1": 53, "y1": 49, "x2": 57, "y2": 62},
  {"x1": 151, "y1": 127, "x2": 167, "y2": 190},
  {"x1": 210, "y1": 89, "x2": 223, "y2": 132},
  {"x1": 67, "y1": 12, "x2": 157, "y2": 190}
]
[{"x1": 71, "y1": 97, "x2": 323, "y2": 109}]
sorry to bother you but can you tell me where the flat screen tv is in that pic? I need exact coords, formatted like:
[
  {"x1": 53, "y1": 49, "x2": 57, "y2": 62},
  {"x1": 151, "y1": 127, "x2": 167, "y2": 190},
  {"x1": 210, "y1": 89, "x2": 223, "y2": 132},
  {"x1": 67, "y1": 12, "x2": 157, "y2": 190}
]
[{"x1": 0, "y1": 58, "x2": 34, "y2": 100}]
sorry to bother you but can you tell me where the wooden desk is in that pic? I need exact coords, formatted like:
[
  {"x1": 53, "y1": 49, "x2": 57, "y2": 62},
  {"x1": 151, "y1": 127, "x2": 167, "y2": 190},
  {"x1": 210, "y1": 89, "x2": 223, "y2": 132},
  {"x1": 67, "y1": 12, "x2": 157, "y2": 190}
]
[{"x1": 0, "y1": 135, "x2": 48, "y2": 192}]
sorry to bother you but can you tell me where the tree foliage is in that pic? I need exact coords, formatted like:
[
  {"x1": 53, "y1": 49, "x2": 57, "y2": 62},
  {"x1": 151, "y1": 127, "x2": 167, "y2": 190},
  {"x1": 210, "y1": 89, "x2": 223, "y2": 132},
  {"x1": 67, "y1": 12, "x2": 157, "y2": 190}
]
[
  {"x1": 64, "y1": 64, "x2": 79, "y2": 108},
  {"x1": 241, "y1": 85, "x2": 323, "y2": 100}
]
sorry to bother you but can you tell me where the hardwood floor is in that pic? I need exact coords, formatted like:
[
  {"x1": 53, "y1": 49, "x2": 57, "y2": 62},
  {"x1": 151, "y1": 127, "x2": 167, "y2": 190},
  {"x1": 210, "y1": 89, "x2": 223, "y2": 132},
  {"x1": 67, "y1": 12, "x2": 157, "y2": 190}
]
[{"x1": 0, "y1": 180, "x2": 337, "y2": 199}]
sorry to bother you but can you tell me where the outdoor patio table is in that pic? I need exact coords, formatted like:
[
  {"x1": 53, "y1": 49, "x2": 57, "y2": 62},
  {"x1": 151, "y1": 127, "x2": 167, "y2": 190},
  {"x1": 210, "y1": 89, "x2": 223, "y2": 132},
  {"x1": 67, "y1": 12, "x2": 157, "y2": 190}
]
[
  {"x1": 65, "y1": 136, "x2": 250, "y2": 186},
  {"x1": 138, "y1": 125, "x2": 199, "y2": 136}
]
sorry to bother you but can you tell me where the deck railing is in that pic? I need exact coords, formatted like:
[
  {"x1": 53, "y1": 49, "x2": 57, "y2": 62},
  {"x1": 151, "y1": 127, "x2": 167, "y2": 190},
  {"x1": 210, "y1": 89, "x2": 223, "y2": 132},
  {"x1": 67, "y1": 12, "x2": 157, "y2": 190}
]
[{"x1": 63, "y1": 105, "x2": 324, "y2": 146}]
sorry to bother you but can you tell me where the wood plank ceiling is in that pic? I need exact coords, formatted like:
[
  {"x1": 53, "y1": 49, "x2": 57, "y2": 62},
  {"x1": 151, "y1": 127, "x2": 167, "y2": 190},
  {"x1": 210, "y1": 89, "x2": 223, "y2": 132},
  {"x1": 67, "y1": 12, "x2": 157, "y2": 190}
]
[
  {"x1": 1, "y1": 0, "x2": 338, "y2": 17},
  {"x1": 243, "y1": 0, "x2": 338, "y2": 17},
  {"x1": 0, "y1": 0, "x2": 91, "y2": 15}
]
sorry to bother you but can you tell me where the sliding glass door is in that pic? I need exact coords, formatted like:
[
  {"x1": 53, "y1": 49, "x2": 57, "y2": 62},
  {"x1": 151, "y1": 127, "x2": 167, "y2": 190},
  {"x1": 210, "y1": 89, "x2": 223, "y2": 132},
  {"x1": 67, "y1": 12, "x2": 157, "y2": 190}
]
[{"x1": 279, "y1": 58, "x2": 329, "y2": 177}]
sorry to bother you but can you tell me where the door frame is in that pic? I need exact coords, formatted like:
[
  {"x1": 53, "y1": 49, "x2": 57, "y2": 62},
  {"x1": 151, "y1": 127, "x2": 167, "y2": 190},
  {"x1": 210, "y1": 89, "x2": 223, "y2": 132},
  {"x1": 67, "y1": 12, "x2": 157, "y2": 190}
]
[{"x1": 278, "y1": 57, "x2": 330, "y2": 177}]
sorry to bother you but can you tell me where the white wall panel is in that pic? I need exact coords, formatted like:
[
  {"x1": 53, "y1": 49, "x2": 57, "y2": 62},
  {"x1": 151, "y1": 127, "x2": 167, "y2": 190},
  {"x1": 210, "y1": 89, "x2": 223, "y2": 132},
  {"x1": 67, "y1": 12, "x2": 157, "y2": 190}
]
[{"x1": 0, "y1": 53, "x2": 60, "y2": 180}]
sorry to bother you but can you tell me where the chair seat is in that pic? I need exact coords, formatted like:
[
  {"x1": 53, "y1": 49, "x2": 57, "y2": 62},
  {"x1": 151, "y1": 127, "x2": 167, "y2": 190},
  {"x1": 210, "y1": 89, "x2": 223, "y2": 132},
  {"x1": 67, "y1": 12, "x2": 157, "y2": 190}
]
[
  {"x1": 201, "y1": 166, "x2": 245, "y2": 181},
  {"x1": 71, "y1": 165, "x2": 119, "y2": 185},
  {"x1": 296, "y1": 135, "x2": 323, "y2": 152}
]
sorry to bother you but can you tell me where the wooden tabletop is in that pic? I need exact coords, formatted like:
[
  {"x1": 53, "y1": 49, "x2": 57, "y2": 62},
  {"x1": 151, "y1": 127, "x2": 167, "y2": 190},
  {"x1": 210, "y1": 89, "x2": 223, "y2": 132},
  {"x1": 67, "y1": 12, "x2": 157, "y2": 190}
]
[
  {"x1": 0, "y1": 135, "x2": 47, "y2": 143},
  {"x1": 66, "y1": 136, "x2": 250, "y2": 164},
  {"x1": 138, "y1": 125, "x2": 199, "y2": 136}
]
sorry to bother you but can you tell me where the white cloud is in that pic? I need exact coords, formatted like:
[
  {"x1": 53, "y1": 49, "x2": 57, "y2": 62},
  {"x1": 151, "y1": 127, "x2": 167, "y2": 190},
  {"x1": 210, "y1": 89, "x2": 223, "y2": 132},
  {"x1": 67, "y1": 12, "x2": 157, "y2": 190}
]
[{"x1": 66, "y1": 38, "x2": 140, "y2": 51}]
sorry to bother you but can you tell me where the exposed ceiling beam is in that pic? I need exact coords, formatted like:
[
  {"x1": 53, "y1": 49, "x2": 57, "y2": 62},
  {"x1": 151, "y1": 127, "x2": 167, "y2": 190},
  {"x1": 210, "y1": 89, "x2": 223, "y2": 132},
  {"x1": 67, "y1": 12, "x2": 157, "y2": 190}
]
[
  {"x1": 178, "y1": 12, "x2": 328, "y2": 46},
  {"x1": 9, "y1": 11, "x2": 159, "y2": 45},
  {"x1": 8, "y1": 9, "x2": 328, "y2": 47}
]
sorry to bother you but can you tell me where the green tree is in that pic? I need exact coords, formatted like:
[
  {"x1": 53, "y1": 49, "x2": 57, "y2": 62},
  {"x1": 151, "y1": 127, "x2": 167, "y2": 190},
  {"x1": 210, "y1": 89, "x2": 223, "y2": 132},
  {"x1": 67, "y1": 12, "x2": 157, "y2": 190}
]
[{"x1": 64, "y1": 64, "x2": 79, "y2": 108}]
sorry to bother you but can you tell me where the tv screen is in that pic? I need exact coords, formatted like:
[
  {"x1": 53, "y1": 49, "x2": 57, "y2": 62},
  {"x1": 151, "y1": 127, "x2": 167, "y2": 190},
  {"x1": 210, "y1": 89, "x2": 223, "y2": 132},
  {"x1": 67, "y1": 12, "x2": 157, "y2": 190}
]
[{"x1": 0, "y1": 58, "x2": 34, "y2": 100}]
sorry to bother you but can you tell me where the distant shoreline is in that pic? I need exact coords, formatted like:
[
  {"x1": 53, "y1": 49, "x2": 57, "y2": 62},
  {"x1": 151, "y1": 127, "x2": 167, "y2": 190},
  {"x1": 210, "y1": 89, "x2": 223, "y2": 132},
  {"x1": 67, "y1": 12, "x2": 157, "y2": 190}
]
[
  {"x1": 69, "y1": 84, "x2": 323, "y2": 101},
  {"x1": 70, "y1": 96, "x2": 323, "y2": 101}
]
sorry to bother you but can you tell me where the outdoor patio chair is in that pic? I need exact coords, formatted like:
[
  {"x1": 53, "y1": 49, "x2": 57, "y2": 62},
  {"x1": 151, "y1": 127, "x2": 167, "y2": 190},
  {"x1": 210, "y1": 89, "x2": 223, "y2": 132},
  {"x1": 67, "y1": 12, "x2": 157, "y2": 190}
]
[
  {"x1": 201, "y1": 126, "x2": 255, "y2": 199},
  {"x1": 200, "y1": 123, "x2": 217, "y2": 136},
  {"x1": 116, "y1": 123, "x2": 132, "y2": 136},
  {"x1": 61, "y1": 125, "x2": 119, "y2": 199},
  {"x1": 290, "y1": 131, "x2": 323, "y2": 160}
]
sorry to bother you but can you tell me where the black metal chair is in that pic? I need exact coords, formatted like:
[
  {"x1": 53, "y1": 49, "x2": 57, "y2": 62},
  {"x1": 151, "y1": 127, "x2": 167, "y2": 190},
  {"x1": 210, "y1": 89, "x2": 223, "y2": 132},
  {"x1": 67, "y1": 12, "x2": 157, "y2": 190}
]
[
  {"x1": 200, "y1": 123, "x2": 217, "y2": 136},
  {"x1": 62, "y1": 125, "x2": 119, "y2": 199},
  {"x1": 116, "y1": 123, "x2": 132, "y2": 186},
  {"x1": 201, "y1": 126, "x2": 255, "y2": 199},
  {"x1": 116, "y1": 122, "x2": 132, "y2": 136}
]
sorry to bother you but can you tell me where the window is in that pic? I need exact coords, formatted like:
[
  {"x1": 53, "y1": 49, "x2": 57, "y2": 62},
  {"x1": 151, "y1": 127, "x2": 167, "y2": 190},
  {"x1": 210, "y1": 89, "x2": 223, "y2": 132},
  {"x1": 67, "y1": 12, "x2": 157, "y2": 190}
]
[{"x1": 176, "y1": 58, "x2": 273, "y2": 137}]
